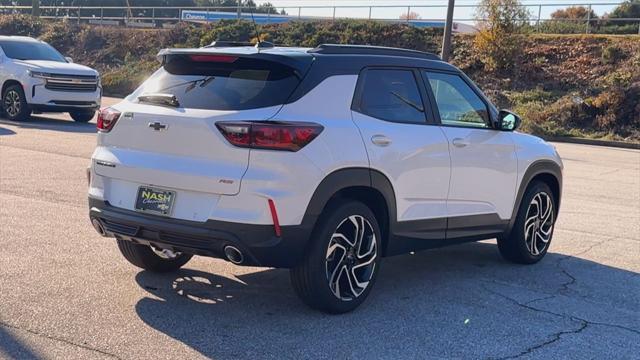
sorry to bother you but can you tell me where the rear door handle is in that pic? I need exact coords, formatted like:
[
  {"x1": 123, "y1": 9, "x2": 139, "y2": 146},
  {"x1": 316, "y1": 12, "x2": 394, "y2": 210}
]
[
  {"x1": 452, "y1": 138, "x2": 470, "y2": 148},
  {"x1": 371, "y1": 135, "x2": 392, "y2": 147}
]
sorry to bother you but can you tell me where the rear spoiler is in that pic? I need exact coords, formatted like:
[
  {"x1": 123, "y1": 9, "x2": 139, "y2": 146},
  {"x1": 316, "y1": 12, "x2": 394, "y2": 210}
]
[{"x1": 156, "y1": 48, "x2": 314, "y2": 77}]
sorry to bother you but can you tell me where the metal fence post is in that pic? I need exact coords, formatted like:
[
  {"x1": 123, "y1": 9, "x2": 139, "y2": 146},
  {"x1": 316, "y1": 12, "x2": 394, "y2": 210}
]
[
  {"x1": 77, "y1": 5, "x2": 81, "y2": 23},
  {"x1": 536, "y1": 5, "x2": 542, "y2": 32},
  {"x1": 298, "y1": 6, "x2": 301, "y2": 19},
  {"x1": 586, "y1": 5, "x2": 591, "y2": 34},
  {"x1": 406, "y1": 6, "x2": 410, "y2": 22},
  {"x1": 368, "y1": 6, "x2": 372, "y2": 20},
  {"x1": 332, "y1": 6, "x2": 335, "y2": 21}
]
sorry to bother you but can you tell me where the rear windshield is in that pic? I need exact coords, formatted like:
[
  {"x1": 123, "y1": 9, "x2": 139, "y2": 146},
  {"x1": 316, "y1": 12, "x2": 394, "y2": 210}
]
[
  {"x1": 134, "y1": 54, "x2": 300, "y2": 111},
  {"x1": 0, "y1": 40, "x2": 66, "y2": 62}
]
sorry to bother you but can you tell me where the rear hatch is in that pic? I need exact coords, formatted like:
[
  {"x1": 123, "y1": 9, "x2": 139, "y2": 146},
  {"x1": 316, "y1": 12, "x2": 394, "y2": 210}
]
[{"x1": 94, "y1": 49, "x2": 312, "y2": 214}]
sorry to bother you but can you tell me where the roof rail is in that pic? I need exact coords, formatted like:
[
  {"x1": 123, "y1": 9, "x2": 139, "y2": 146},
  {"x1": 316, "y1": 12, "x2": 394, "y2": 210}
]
[
  {"x1": 308, "y1": 44, "x2": 441, "y2": 61},
  {"x1": 203, "y1": 40, "x2": 275, "y2": 49}
]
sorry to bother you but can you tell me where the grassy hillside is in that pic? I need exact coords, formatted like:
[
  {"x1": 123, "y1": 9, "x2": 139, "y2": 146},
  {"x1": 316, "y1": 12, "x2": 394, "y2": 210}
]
[{"x1": 1, "y1": 15, "x2": 638, "y2": 142}]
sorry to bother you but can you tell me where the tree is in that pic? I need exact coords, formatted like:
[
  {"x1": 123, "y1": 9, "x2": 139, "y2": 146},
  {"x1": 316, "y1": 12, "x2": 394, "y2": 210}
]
[
  {"x1": 474, "y1": 0, "x2": 530, "y2": 72},
  {"x1": 551, "y1": 6, "x2": 597, "y2": 20},
  {"x1": 607, "y1": 0, "x2": 640, "y2": 25},
  {"x1": 400, "y1": 11, "x2": 421, "y2": 20}
]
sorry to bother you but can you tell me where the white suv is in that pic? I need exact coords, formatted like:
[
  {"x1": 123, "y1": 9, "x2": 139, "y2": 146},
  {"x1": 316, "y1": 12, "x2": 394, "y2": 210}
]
[
  {"x1": 88, "y1": 43, "x2": 563, "y2": 313},
  {"x1": 0, "y1": 36, "x2": 101, "y2": 122}
]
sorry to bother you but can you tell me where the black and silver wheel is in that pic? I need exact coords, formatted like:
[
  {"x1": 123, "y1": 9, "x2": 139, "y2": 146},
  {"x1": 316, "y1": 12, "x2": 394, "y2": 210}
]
[
  {"x1": 116, "y1": 238, "x2": 193, "y2": 273},
  {"x1": 291, "y1": 200, "x2": 381, "y2": 313},
  {"x1": 498, "y1": 181, "x2": 556, "y2": 264},
  {"x1": 2, "y1": 85, "x2": 30, "y2": 121},
  {"x1": 69, "y1": 110, "x2": 95, "y2": 123}
]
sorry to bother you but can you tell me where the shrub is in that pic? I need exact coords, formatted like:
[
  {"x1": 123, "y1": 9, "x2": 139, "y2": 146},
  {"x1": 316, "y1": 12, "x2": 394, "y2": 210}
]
[
  {"x1": 601, "y1": 45, "x2": 625, "y2": 64},
  {"x1": 0, "y1": 15, "x2": 43, "y2": 37},
  {"x1": 473, "y1": 0, "x2": 530, "y2": 72}
]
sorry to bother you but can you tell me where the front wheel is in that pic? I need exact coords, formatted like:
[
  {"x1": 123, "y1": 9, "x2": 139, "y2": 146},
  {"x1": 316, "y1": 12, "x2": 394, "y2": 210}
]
[
  {"x1": 116, "y1": 239, "x2": 193, "y2": 272},
  {"x1": 498, "y1": 181, "x2": 556, "y2": 264},
  {"x1": 69, "y1": 110, "x2": 95, "y2": 123},
  {"x1": 2, "y1": 85, "x2": 30, "y2": 121},
  {"x1": 290, "y1": 200, "x2": 381, "y2": 313}
]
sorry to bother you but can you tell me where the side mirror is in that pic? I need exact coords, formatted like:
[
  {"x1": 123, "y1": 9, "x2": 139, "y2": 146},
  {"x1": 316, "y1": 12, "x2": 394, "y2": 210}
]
[
  {"x1": 65, "y1": 56, "x2": 73, "y2": 63},
  {"x1": 496, "y1": 109, "x2": 521, "y2": 131}
]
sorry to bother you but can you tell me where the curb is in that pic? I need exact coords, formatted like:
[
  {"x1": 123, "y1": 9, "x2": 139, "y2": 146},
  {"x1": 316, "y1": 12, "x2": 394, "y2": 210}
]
[{"x1": 542, "y1": 136, "x2": 640, "y2": 150}]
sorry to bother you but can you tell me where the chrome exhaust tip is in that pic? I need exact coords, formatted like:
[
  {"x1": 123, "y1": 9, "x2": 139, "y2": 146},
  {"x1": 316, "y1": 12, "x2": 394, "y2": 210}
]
[
  {"x1": 91, "y1": 218, "x2": 106, "y2": 236},
  {"x1": 223, "y1": 245, "x2": 244, "y2": 264}
]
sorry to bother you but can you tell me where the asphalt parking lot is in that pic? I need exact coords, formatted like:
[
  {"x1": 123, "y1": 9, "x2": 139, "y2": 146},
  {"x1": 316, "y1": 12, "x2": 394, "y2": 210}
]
[{"x1": 1, "y1": 97, "x2": 639, "y2": 359}]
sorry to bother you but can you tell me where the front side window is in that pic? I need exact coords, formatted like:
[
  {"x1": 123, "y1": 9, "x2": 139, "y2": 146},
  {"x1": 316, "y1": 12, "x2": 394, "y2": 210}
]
[
  {"x1": 425, "y1": 71, "x2": 490, "y2": 128},
  {"x1": 356, "y1": 69, "x2": 426, "y2": 124},
  {"x1": 0, "y1": 40, "x2": 66, "y2": 62}
]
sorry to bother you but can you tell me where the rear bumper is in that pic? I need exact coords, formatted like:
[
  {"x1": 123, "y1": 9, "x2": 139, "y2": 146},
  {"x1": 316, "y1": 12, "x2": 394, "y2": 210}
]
[{"x1": 88, "y1": 198, "x2": 313, "y2": 268}]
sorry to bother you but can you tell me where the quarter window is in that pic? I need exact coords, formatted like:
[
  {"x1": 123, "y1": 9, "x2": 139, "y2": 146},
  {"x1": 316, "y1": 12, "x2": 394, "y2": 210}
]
[
  {"x1": 357, "y1": 69, "x2": 426, "y2": 124},
  {"x1": 425, "y1": 72, "x2": 490, "y2": 128}
]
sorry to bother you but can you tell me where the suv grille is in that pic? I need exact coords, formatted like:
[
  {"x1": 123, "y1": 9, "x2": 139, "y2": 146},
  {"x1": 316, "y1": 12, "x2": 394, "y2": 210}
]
[{"x1": 44, "y1": 73, "x2": 98, "y2": 92}]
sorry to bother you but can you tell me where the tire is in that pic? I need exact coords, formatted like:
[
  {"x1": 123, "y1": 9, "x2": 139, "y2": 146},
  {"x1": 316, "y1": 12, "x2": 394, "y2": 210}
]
[
  {"x1": 69, "y1": 110, "x2": 95, "y2": 123},
  {"x1": 116, "y1": 238, "x2": 193, "y2": 273},
  {"x1": 498, "y1": 181, "x2": 556, "y2": 264},
  {"x1": 290, "y1": 200, "x2": 382, "y2": 313},
  {"x1": 2, "y1": 85, "x2": 30, "y2": 121}
]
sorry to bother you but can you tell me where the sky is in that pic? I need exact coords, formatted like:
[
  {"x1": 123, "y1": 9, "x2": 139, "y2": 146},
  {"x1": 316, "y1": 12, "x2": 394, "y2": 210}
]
[{"x1": 260, "y1": 1, "x2": 622, "y2": 21}]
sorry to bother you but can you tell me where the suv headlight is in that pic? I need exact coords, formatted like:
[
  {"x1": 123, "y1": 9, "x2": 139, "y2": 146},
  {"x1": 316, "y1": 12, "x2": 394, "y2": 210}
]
[{"x1": 28, "y1": 70, "x2": 50, "y2": 78}]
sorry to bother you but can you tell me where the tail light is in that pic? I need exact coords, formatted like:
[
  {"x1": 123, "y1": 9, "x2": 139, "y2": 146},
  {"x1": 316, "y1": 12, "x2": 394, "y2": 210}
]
[
  {"x1": 216, "y1": 121, "x2": 324, "y2": 152},
  {"x1": 97, "y1": 107, "x2": 121, "y2": 132}
]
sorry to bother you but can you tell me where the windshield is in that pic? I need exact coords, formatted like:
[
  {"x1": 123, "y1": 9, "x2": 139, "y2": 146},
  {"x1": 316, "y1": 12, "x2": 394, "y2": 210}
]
[
  {"x1": 0, "y1": 40, "x2": 66, "y2": 62},
  {"x1": 132, "y1": 54, "x2": 300, "y2": 111}
]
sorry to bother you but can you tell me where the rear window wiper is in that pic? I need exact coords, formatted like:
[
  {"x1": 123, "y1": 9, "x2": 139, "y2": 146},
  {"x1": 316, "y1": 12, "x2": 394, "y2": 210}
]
[
  {"x1": 137, "y1": 93, "x2": 180, "y2": 108},
  {"x1": 156, "y1": 76, "x2": 216, "y2": 94}
]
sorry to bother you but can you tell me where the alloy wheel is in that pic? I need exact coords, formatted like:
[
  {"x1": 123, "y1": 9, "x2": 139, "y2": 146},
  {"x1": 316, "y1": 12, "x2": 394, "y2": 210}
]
[
  {"x1": 325, "y1": 215, "x2": 377, "y2": 301},
  {"x1": 4, "y1": 90, "x2": 21, "y2": 117},
  {"x1": 524, "y1": 192, "x2": 554, "y2": 256}
]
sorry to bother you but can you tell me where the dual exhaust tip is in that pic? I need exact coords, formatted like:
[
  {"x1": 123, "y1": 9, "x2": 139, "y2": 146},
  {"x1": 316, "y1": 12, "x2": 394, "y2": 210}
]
[
  {"x1": 91, "y1": 218, "x2": 107, "y2": 236},
  {"x1": 223, "y1": 245, "x2": 244, "y2": 264},
  {"x1": 91, "y1": 217, "x2": 244, "y2": 265}
]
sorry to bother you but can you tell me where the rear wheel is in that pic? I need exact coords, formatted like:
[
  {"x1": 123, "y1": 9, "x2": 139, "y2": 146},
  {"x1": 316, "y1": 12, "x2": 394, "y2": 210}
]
[
  {"x1": 290, "y1": 200, "x2": 381, "y2": 313},
  {"x1": 498, "y1": 181, "x2": 556, "y2": 264},
  {"x1": 69, "y1": 110, "x2": 95, "y2": 123},
  {"x1": 116, "y1": 238, "x2": 193, "y2": 272},
  {"x1": 2, "y1": 85, "x2": 30, "y2": 121}
]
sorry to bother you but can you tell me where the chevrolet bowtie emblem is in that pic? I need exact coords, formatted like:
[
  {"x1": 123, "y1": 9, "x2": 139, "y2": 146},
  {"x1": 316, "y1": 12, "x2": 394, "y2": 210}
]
[{"x1": 148, "y1": 122, "x2": 168, "y2": 131}]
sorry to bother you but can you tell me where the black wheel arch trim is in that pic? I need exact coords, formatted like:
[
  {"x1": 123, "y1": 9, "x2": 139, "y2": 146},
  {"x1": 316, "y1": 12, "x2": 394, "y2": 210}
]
[{"x1": 507, "y1": 159, "x2": 563, "y2": 236}]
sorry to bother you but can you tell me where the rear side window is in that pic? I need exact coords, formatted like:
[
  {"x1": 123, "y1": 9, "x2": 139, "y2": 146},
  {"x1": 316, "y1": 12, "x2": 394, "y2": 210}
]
[
  {"x1": 355, "y1": 69, "x2": 426, "y2": 124},
  {"x1": 135, "y1": 54, "x2": 300, "y2": 111}
]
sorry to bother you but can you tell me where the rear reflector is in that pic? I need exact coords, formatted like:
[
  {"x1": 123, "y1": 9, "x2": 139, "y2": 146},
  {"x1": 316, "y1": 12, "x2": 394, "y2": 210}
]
[
  {"x1": 216, "y1": 121, "x2": 323, "y2": 152},
  {"x1": 189, "y1": 54, "x2": 238, "y2": 63},
  {"x1": 268, "y1": 199, "x2": 282, "y2": 237},
  {"x1": 96, "y1": 107, "x2": 121, "y2": 132}
]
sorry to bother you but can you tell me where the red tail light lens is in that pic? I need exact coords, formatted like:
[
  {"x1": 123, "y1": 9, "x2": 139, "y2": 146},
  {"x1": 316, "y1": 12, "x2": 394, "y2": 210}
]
[
  {"x1": 97, "y1": 107, "x2": 121, "y2": 132},
  {"x1": 216, "y1": 121, "x2": 323, "y2": 152}
]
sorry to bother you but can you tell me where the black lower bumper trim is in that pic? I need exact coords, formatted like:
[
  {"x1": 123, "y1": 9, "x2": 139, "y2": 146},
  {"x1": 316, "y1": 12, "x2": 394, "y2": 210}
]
[
  {"x1": 89, "y1": 198, "x2": 313, "y2": 268},
  {"x1": 31, "y1": 104, "x2": 99, "y2": 113}
]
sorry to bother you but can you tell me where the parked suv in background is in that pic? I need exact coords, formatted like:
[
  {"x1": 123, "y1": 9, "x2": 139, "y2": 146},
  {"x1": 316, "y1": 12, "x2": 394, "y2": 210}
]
[
  {"x1": 88, "y1": 43, "x2": 562, "y2": 313},
  {"x1": 0, "y1": 36, "x2": 101, "y2": 122}
]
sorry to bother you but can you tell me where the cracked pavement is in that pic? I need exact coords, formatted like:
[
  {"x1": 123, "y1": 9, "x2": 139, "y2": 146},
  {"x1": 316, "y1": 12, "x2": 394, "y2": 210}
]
[{"x1": 1, "y1": 97, "x2": 639, "y2": 359}]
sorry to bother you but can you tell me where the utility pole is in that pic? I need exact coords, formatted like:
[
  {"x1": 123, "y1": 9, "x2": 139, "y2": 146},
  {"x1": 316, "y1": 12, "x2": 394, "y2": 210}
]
[
  {"x1": 441, "y1": 0, "x2": 455, "y2": 62},
  {"x1": 32, "y1": 0, "x2": 40, "y2": 17}
]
